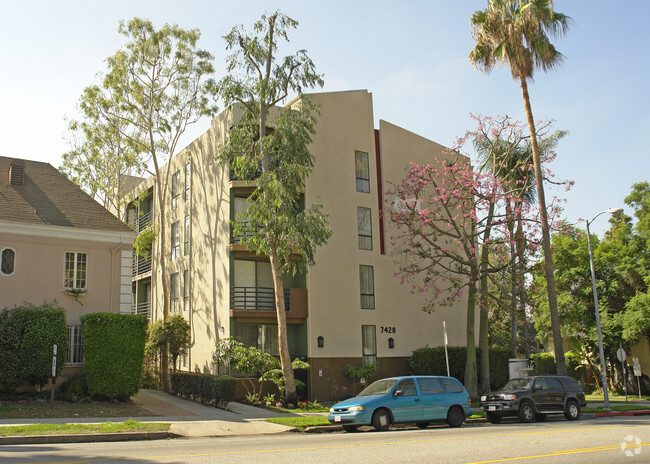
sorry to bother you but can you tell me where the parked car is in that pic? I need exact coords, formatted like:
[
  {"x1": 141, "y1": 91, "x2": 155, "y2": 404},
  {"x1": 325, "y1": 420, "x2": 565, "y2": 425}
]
[
  {"x1": 327, "y1": 375, "x2": 474, "y2": 432},
  {"x1": 479, "y1": 375, "x2": 587, "y2": 424}
]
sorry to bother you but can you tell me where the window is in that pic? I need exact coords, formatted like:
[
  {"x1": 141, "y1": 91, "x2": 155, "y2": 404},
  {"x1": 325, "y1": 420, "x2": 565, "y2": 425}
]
[
  {"x1": 1, "y1": 248, "x2": 15, "y2": 276},
  {"x1": 396, "y1": 379, "x2": 417, "y2": 396},
  {"x1": 183, "y1": 269, "x2": 189, "y2": 312},
  {"x1": 184, "y1": 215, "x2": 190, "y2": 256},
  {"x1": 66, "y1": 325, "x2": 83, "y2": 366},
  {"x1": 357, "y1": 207, "x2": 373, "y2": 250},
  {"x1": 362, "y1": 325, "x2": 377, "y2": 364},
  {"x1": 184, "y1": 162, "x2": 191, "y2": 201},
  {"x1": 359, "y1": 265, "x2": 375, "y2": 309},
  {"x1": 171, "y1": 221, "x2": 180, "y2": 260},
  {"x1": 441, "y1": 378, "x2": 465, "y2": 393},
  {"x1": 417, "y1": 377, "x2": 444, "y2": 394},
  {"x1": 234, "y1": 323, "x2": 279, "y2": 355},
  {"x1": 170, "y1": 272, "x2": 180, "y2": 313},
  {"x1": 63, "y1": 252, "x2": 87, "y2": 290},
  {"x1": 355, "y1": 151, "x2": 370, "y2": 193},
  {"x1": 171, "y1": 170, "x2": 180, "y2": 210}
]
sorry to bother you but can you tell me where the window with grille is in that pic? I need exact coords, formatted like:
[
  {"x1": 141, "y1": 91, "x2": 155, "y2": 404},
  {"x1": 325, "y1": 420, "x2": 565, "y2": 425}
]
[
  {"x1": 63, "y1": 252, "x2": 87, "y2": 290},
  {"x1": 66, "y1": 325, "x2": 84, "y2": 366},
  {"x1": 171, "y1": 272, "x2": 180, "y2": 313},
  {"x1": 362, "y1": 325, "x2": 377, "y2": 364},
  {"x1": 184, "y1": 162, "x2": 191, "y2": 201},
  {"x1": 183, "y1": 269, "x2": 189, "y2": 312},
  {"x1": 359, "y1": 265, "x2": 375, "y2": 309},
  {"x1": 171, "y1": 170, "x2": 180, "y2": 210},
  {"x1": 357, "y1": 207, "x2": 373, "y2": 250},
  {"x1": 184, "y1": 215, "x2": 190, "y2": 255},
  {"x1": 1, "y1": 248, "x2": 15, "y2": 276},
  {"x1": 171, "y1": 221, "x2": 180, "y2": 260},
  {"x1": 355, "y1": 151, "x2": 370, "y2": 193}
]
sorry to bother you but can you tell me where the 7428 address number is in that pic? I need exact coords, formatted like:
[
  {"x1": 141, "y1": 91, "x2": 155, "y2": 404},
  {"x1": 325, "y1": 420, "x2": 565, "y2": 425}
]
[{"x1": 380, "y1": 326, "x2": 396, "y2": 334}]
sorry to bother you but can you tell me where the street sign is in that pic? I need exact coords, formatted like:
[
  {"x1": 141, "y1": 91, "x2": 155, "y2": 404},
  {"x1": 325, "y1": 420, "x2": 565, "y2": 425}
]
[{"x1": 617, "y1": 347, "x2": 626, "y2": 362}]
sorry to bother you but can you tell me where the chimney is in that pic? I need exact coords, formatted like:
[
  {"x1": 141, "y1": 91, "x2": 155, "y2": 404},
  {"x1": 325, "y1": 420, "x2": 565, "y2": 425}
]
[{"x1": 9, "y1": 159, "x2": 25, "y2": 186}]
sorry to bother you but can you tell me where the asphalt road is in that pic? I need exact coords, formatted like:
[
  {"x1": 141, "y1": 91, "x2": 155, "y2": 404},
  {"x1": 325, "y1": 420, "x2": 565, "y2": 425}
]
[{"x1": 2, "y1": 416, "x2": 649, "y2": 464}]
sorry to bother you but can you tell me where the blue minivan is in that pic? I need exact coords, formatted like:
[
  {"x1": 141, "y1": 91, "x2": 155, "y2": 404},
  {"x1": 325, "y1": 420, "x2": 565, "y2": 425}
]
[{"x1": 327, "y1": 376, "x2": 473, "y2": 432}]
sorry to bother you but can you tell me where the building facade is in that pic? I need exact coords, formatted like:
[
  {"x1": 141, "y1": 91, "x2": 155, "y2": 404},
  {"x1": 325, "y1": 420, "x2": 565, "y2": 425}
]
[
  {"x1": 125, "y1": 90, "x2": 473, "y2": 401},
  {"x1": 0, "y1": 156, "x2": 136, "y2": 378}
]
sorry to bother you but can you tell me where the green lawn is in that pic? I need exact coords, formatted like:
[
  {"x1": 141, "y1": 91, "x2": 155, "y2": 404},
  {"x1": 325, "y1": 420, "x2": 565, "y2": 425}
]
[
  {"x1": 265, "y1": 416, "x2": 331, "y2": 429},
  {"x1": 0, "y1": 420, "x2": 170, "y2": 437}
]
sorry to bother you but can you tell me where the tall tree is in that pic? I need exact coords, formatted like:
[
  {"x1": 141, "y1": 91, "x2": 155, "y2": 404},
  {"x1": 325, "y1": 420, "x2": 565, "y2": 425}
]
[
  {"x1": 470, "y1": 0, "x2": 572, "y2": 374},
  {"x1": 79, "y1": 18, "x2": 217, "y2": 391},
  {"x1": 61, "y1": 102, "x2": 144, "y2": 221},
  {"x1": 217, "y1": 12, "x2": 331, "y2": 405}
]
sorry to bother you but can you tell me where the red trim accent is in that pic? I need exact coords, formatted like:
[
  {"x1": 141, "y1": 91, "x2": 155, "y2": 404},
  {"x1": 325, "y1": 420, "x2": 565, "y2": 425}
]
[{"x1": 375, "y1": 129, "x2": 385, "y2": 255}]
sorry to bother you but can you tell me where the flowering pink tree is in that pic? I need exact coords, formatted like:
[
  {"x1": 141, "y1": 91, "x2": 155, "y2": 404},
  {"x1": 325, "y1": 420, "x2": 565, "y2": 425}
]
[{"x1": 388, "y1": 115, "x2": 572, "y2": 397}]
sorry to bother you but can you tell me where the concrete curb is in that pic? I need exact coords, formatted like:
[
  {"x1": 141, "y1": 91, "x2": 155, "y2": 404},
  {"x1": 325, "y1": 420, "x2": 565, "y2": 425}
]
[
  {"x1": 595, "y1": 410, "x2": 650, "y2": 418},
  {"x1": 0, "y1": 431, "x2": 178, "y2": 446}
]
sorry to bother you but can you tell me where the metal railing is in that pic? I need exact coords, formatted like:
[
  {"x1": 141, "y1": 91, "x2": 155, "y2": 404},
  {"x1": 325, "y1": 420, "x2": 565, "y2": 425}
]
[
  {"x1": 231, "y1": 286, "x2": 291, "y2": 311},
  {"x1": 132, "y1": 301, "x2": 152, "y2": 320},
  {"x1": 230, "y1": 220, "x2": 265, "y2": 243},
  {"x1": 133, "y1": 254, "x2": 152, "y2": 276},
  {"x1": 137, "y1": 210, "x2": 153, "y2": 232}
]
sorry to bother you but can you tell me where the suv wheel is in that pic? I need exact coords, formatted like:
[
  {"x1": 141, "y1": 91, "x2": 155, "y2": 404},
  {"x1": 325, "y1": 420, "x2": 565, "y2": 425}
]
[
  {"x1": 486, "y1": 412, "x2": 502, "y2": 424},
  {"x1": 564, "y1": 400, "x2": 581, "y2": 421},
  {"x1": 518, "y1": 402, "x2": 536, "y2": 423}
]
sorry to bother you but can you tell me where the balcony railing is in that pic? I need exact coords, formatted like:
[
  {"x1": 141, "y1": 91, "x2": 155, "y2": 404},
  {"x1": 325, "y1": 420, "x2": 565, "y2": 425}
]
[
  {"x1": 133, "y1": 254, "x2": 152, "y2": 276},
  {"x1": 230, "y1": 220, "x2": 265, "y2": 244},
  {"x1": 137, "y1": 210, "x2": 153, "y2": 232},
  {"x1": 132, "y1": 301, "x2": 152, "y2": 320},
  {"x1": 231, "y1": 286, "x2": 291, "y2": 311}
]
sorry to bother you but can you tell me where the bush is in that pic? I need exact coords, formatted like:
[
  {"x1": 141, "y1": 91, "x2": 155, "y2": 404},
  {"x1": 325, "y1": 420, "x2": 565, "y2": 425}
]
[
  {"x1": 81, "y1": 312, "x2": 148, "y2": 400},
  {"x1": 531, "y1": 352, "x2": 556, "y2": 375},
  {"x1": 411, "y1": 346, "x2": 515, "y2": 390},
  {"x1": 0, "y1": 303, "x2": 67, "y2": 392},
  {"x1": 171, "y1": 372, "x2": 236, "y2": 407},
  {"x1": 56, "y1": 373, "x2": 89, "y2": 401}
]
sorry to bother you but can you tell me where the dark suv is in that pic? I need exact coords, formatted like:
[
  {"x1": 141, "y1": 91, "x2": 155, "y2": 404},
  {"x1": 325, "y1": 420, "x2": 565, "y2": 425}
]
[{"x1": 479, "y1": 376, "x2": 586, "y2": 423}]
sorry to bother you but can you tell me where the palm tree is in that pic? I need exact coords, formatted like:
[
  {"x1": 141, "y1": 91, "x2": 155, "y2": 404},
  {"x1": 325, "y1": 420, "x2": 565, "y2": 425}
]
[{"x1": 469, "y1": 0, "x2": 572, "y2": 374}]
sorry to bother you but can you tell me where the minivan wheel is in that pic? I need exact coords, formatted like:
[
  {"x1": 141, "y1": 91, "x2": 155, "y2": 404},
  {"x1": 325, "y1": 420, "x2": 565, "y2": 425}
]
[
  {"x1": 447, "y1": 406, "x2": 465, "y2": 427},
  {"x1": 486, "y1": 412, "x2": 502, "y2": 424},
  {"x1": 372, "y1": 409, "x2": 391, "y2": 431},
  {"x1": 518, "y1": 402, "x2": 536, "y2": 423},
  {"x1": 564, "y1": 400, "x2": 581, "y2": 421}
]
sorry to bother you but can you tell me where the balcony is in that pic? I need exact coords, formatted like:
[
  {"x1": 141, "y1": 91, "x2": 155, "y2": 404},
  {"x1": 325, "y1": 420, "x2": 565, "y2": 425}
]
[
  {"x1": 136, "y1": 210, "x2": 153, "y2": 232},
  {"x1": 230, "y1": 287, "x2": 307, "y2": 322},
  {"x1": 133, "y1": 254, "x2": 152, "y2": 276},
  {"x1": 230, "y1": 220, "x2": 265, "y2": 246},
  {"x1": 132, "y1": 301, "x2": 152, "y2": 320}
]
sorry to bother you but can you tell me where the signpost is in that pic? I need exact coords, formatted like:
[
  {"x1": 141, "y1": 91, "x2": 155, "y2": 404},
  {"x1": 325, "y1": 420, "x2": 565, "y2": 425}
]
[
  {"x1": 633, "y1": 357, "x2": 642, "y2": 400},
  {"x1": 50, "y1": 344, "x2": 57, "y2": 406},
  {"x1": 617, "y1": 344, "x2": 628, "y2": 401}
]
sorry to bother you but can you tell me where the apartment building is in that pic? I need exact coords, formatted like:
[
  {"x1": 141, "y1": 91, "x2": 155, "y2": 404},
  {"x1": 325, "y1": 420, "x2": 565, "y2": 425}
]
[{"x1": 125, "y1": 90, "x2": 471, "y2": 401}]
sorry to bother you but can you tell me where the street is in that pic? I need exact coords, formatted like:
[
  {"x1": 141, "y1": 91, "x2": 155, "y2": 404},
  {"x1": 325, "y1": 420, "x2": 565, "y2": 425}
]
[{"x1": 1, "y1": 416, "x2": 649, "y2": 464}]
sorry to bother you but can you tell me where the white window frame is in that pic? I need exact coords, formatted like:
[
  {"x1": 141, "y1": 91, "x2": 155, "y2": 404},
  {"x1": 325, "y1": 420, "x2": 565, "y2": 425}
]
[
  {"x1": 359, "y1": 265, "x2": 375, "y2": 310},
  {"x1": 357, "y1": 206, "x2": 373, "y2": 250},
  {"x1": 171, "y1": 221, "x2": 180, "y2": 260},
  {"x1": 355, "y1": 151, "x2": 370, "y2": 193},
  {"x1": 1, "y1": 247, "x2": 16, "y2": 276},
  {"x1": 171, "y1": 170, "x2": 181, "y2": 210},
  {"x1": 63, "y1": 252, "x2": 87, "y2": 291},
  {"x1": 170, "y1": 272, "x2": 180, "y2": 313},
  {"x1": 362, "y1": 325, "x2": 377, "y2": 364}
]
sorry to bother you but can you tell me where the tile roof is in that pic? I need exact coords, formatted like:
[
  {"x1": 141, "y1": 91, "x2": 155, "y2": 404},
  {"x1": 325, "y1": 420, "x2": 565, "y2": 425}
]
[{"x1": 0, "y1": 156, "x2": 133, "y2": 233}]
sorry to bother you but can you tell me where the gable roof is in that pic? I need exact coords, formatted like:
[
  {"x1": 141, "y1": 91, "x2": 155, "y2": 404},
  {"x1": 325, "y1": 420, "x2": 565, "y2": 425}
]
[{"x1": 0, "y1": 156, "x2": 133, "y2": 233}]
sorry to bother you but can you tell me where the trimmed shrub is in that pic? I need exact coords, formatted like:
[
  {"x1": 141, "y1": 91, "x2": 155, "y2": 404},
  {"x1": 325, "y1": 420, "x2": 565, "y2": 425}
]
[
  {"x1": 411, "y1": 346, "x2": 515, "y2": 390},
  {"x1": 81, "y1": 312, "x2": 148, "y2": 400},
  {"x1": 0, "y1": 303, "x2": 67, "y2": 392},
  {"x1": 171, "y1": 372, "x2": 236, "y2": 407},
  {"x1": 532, "y1": 352, "x2": 556, "y2": 375},
  {"x1": 56, "y1": 373, "x2": 89, "y2": 401}
]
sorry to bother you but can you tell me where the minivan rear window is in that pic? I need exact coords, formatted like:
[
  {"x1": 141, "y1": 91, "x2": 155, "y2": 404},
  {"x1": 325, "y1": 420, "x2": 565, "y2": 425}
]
[{"x1": 442, "y1": 378, "x2": 464, "y2": 393}]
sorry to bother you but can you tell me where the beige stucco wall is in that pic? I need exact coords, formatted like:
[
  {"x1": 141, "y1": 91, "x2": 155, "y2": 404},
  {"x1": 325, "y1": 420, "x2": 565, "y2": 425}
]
[
  {"x1": 303, "y1": 91, "x2": 471, "y2": 371},
  {"x1": 0, "y1": 224, "x2": 135, "y2": 322}
]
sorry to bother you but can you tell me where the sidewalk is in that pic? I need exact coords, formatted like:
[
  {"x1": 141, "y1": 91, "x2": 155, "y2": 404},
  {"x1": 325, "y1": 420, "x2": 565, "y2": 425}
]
[{"x1": 0, "y1": 389, "x2": 302, "y2": 445}]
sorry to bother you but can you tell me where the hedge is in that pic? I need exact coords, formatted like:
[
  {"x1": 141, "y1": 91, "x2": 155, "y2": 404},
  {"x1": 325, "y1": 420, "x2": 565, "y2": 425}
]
[
  {"x1": 171, "y1": 372, "x2": 236, "y2": 407},
  {"x1": 411, "y1": 346, "x2": 514, "y2": 391},
  {"x1": 0, "y1": 303, "x2": 67, "y2": 392},
  {"x1": 81, "y1": 312, "x2": 148, "y2": 400}
]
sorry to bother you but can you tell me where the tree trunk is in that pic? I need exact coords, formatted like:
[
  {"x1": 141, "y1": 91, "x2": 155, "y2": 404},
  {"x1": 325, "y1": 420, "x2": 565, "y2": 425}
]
[
  {"x1": 465, "y1": 281, "x2": 478, "y2": 400},
  {"x1": 478, "y1": 202, "x2": 494, "y2": 394},
  {"x1": 268, "y1": 244, "x2": 298, "y2": 404},
  {"x1": 519, "y1": 77, "x2": 567, "y2": 375}
]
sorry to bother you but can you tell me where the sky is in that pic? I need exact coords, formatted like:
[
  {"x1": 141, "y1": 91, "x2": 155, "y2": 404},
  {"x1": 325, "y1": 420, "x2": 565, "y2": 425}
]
[{"x1": 1, "y1": 0, "x2": 647, "y2": 235}]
